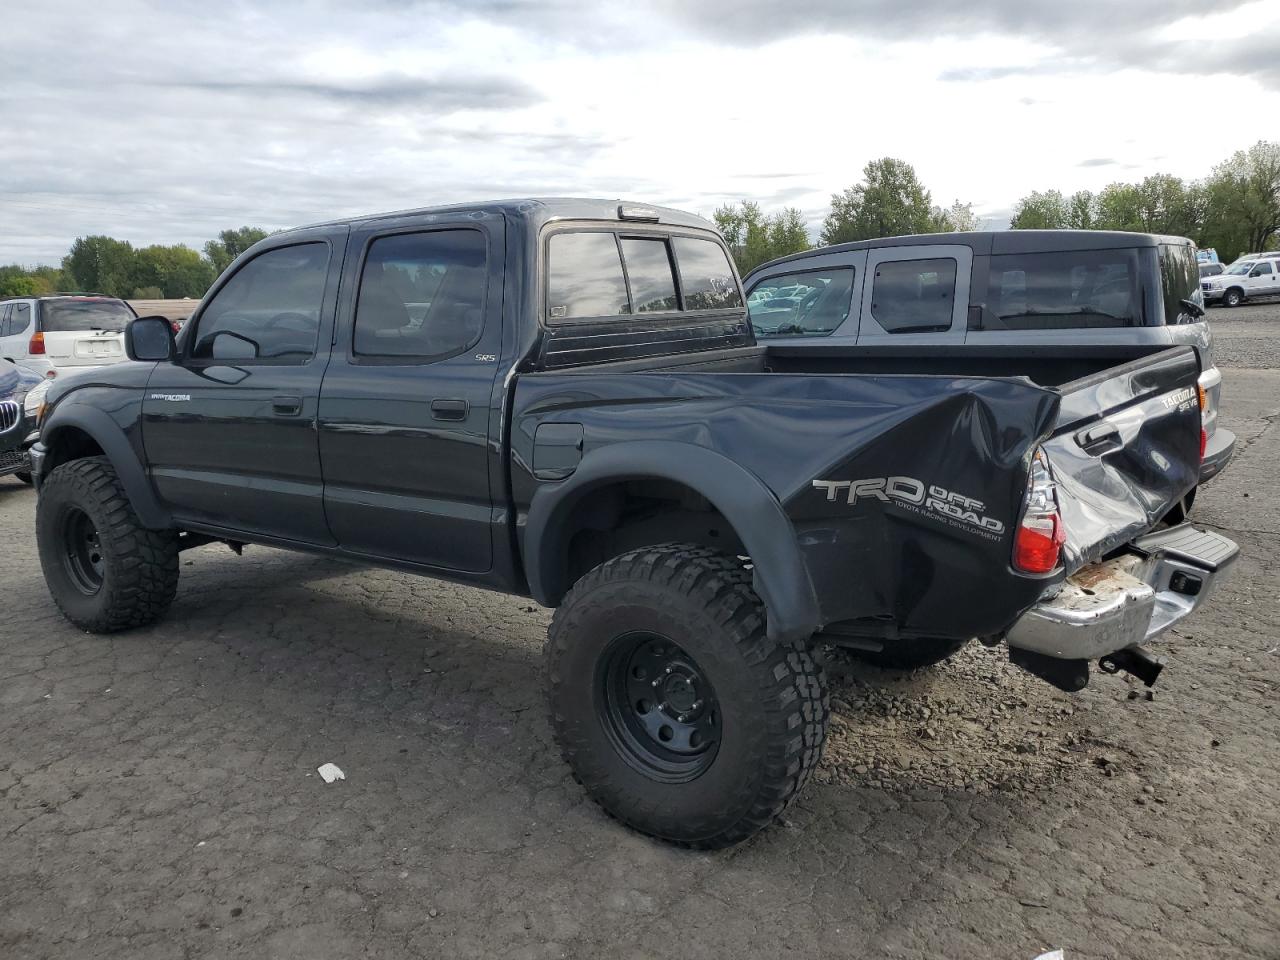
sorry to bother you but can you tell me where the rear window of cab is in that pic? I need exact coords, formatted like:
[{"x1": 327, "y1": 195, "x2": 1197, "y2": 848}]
[{"x1": 546, "y1": 231, "x2": 742, "y2": 323}]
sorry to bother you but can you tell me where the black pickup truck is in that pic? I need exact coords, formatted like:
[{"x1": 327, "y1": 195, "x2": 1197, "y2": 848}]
[{"x1": 30, "y1": 199, "x2": 1237, "y2": 847}]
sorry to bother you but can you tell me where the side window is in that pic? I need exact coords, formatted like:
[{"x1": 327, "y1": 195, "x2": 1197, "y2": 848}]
[
  {"x1": 984, "y1": 249, "x2": 1140, "y2": 330},
  {"x1": 0, "y1": 305, "x2": 10, "y2": 337},
  {"x1": 747, "y1": 268, "x2": 855, "y2": 337},
  {"x1": 12, "y1": 303, "x2": 31, "y2": 335},
  {"x1": 871, "y1": 258, "x2": 957, "y2": 333},
  {"x1": 673, "y1": 237, "x2": 743, "y2": 310},
  {"x1": 190, "y1": 243, "x2": 329, "y2": 362},
  {"x1": 619, "y1": 238, "x2": 678, "y2": 312},
  {"x1": 548, "y1": 233, "x2": 629, "y2": 321},
  {"x1": 354, "y1": 230, "x2": 487, "y2": 359},
  {"x1": 1255, "y1": 262, "x2": 1275, "y2": 276}
]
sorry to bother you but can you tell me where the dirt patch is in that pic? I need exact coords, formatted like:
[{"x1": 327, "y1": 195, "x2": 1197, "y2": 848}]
[{"x1": 815, "y1": 642, "x2": 1113, "y2": 793}]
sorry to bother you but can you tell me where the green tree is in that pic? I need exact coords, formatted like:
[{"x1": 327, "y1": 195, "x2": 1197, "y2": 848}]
[
  {"x1": 714, "y1": 201, "x2": 810, "y2": 274},
  {"x1": 203, "y1": 226, "x2": 269, "y2": 275},
  {"x1": 0, "y1": 274, "x2": 39, "y2": 297},
  {"x1": 132, "y1": 244, "x2": 215, "y2": 298},
  {"x1": 820, "y1": 158, "x2": 943, "y2": 244},
  {"x1": 1065, "y1": 191, "x2": 1096, "y2": 229},
  {"x1": 1202, "y1": 141, "x2": 1280, "y2": 259},
  {"x1": 938, "y1": 200, "x2": 977, "y2": 232},
  {"x1": 1010, "y1": 190, "x2": 1068, "y2": 229},
  {"x1": 61, "y1": 236, "x2": 136, "y2": 296}
]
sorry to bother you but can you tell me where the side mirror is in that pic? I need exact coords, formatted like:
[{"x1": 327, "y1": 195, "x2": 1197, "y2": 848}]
[
  {"x1": 125, "y1": 316, "x2": 175, "y2": 362},
  {"x1": 1179, "y1": 298, "x2": 1206, "y2": 320}
]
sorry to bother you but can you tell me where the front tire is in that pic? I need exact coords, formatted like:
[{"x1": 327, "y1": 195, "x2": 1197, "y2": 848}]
[
  {"x1": 14, "y1": 471, "x2": 33, "y2": 485},
  {"x1": 546, "y1": 543, "x2": 829, "y2": 848},
  {"x1": 1223, "y1": 288, "x2": 1244, "y2": 307},
  {"x1": 37, "y1": 457, "x2": 179, "y2": 632}
]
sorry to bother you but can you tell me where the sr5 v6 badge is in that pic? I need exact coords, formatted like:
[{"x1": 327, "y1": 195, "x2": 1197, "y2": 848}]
[{"x1": 813, "y1": 475, "x2": 1006, "y2": 540}]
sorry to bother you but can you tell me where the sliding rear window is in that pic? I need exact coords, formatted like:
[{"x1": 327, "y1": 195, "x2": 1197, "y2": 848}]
[
  {"x1": 984, "y1": 248, "x2": 1142, "y2": 329},
  {"x1": 546, "y1": 230, "x2": 741, "y2": 323}
]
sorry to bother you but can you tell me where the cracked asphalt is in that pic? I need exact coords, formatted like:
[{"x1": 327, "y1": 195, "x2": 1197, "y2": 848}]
[{"x1": 2, "y1": 304, "x2": 1278, "y2": 959}]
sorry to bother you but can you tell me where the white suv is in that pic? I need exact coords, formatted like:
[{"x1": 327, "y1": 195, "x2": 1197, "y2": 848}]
[
  {"x1": 0, "y1": 294, "x2": 134, "y2": 377},
  {"x1": 1203, "y1": 255, "x2": 1280, "y2": 307}
]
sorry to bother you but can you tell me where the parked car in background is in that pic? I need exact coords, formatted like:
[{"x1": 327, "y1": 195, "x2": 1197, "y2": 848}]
[
  {"x1": 1202, "y1": 254, "x2": 1280, "y2": 307},
  {"x1": 0, "y1": 356, "x2": 42, "y2": 483},
  {"x1": 0, "y1": 294, "x2": 136, "y2": 378},
  {"x1": 1199, "y1": 262, "x2": 1225, "y2": 279},
  {"x1": 743, "y1": 230, "x2": 1234, "y2": 511}
]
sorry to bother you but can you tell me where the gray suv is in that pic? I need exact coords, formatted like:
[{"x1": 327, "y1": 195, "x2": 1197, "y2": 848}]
[{"x1": 743, "y1": 230, "x2": 1233, "y2": 496}]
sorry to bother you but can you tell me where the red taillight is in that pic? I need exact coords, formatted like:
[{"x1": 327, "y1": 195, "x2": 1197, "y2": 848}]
[
  {"x1": 29, "y1": 331, "x2": 45, "y2": 355},
  {"x1": 1013, "y1": 448, "x2": 1065, "y2": 575},
  {"x1": 1014, "y1": 514, "x2": 1065, "y2": 574}
]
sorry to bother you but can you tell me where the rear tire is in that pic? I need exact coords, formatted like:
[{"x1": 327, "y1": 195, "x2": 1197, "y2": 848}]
[
  {"x1": 840, "y1": 636, "x2": 969, "y2": 671},
  {"x1": 36, "y1": 457, "x2": 179, "y2": 632},
  {"x1": 546, "y1": 543, "x2": 829, "y2": 848},
  {"x1": 1223, "y1": 288, "x2": 1244, "y2": 307}
]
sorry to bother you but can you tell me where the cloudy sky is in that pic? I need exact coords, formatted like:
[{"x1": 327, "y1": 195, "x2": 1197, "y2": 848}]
[{"x1": 3, "y1": 0, "x2": 1279, "y2": 265}]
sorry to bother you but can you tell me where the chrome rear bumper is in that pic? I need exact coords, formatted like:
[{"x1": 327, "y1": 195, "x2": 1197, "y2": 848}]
[{"x1": 1006, "y1": 525, "x2": 1238, "y2": 661}]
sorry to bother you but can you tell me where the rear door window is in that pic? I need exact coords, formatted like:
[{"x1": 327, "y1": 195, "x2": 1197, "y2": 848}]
[
  {"x1": 353, "y1": 229, "x2": 487, "y2": 359},
  {"x1": 985, "y1": 249, "x2": 1141, "y2": 329},
  {"x1": 672, "y1": 237, "x2": 742, "y2": 311},
  {"x1": 870, "y1": 258, "x2": 957, "y2": 333},
  {"x1": 748, "y1": 268, "x2": 855, "y2": 337},
  {"x1": 0, "y1": 305, "x2": 10, "y2": 336},
  {"x1": 11, "y1": 303, "x2": 30, "y2": 335}
]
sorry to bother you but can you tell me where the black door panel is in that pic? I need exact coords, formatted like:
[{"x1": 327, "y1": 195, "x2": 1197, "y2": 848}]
[
  {"x1": 318, "y1": 221, "x2": 504, "y2": 572},
  {"x1": 142, "y1": 228, "x2": 347, "y2": 545}
]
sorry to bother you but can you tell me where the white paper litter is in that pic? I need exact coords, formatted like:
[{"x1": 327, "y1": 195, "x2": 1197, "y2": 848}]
[
  {"x1": 316, "y1": 762, "x2": 346, "y2": 783},
  {"x1": 1033, "y1": 951, "x2": 1065, "y2": 960}
]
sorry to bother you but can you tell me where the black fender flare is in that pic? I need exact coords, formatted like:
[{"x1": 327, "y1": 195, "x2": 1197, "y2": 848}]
[
  {"x1": 40, "y1": 405, "x2": 172, "y2": 530},
  {"x1": 524, "y1": 441, "x2": 821, "y2": 644}
]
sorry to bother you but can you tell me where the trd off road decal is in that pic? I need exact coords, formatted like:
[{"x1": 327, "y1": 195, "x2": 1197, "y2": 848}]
[{"x1": 813, "y1": 476, "x2": 1006, "y2": 541}]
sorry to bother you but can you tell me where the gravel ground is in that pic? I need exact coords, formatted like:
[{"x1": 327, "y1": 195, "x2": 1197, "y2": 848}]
[{"x1": 1, "y1": 318, "x2": 1278, "y2": 959}]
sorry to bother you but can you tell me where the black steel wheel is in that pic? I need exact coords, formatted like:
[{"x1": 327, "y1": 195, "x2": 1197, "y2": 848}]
[
  {"x1": 546, "y1": 543, "x2": 828, "y2": 848},
  {"x1": 61, "y1": 506, "x2": 105, "y2": 595},
  {"x1": 598, "y1": 632, "x2": 720, "y2": 783}
]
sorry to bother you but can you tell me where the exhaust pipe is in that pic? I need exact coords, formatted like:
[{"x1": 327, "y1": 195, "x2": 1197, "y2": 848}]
[{"x1": 1098, "y1": 645, "x2": 1164, "y2": 687}]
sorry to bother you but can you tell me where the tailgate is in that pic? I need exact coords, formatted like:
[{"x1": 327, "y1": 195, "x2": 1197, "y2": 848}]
[{"x1": 1045, "y1": 346, "x2": 1202, "y2": 572}]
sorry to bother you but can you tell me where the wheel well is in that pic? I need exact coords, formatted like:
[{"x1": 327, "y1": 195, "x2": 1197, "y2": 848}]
[
  {"x1": 561, "y1": 479, "x2": 747, "y2": 592},
  {"x1": 43, "y1": 426, "x2": 105, "y2": 472}
]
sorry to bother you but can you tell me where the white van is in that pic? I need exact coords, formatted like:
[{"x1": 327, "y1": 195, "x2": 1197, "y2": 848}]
[{"x1": 0, "y1": 295, "x2": 134, "y2": 377}]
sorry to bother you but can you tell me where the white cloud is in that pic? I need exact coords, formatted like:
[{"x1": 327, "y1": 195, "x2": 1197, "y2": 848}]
[{"x1": 1, "y1": 0, "x2": 1278, "y2": 263}]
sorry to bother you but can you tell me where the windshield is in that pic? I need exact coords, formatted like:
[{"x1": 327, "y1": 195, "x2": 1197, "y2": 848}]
[
  {"x1": 1225, "y1": 261, "x2": 1255, "y2": 276},
  {"x1": 40, "y1": 298, "x2": 135, "y2": 333}
]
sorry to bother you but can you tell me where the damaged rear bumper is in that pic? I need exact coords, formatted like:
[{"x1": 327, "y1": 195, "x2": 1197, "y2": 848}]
[{"x1": 1006, "y1": 524, "x2": 1238, "y2": 662}]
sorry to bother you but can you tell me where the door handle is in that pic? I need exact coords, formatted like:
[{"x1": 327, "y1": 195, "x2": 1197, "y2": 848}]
[
  {"x1": 272, "y1": 395, "x2": 302, "y2": 416},
  {"x1": 431, "y1": 399, "x2": 468, "y2": 421},
  {"x1": 1076, "y1": 423, "x2": 1120, "y2": 454}
]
